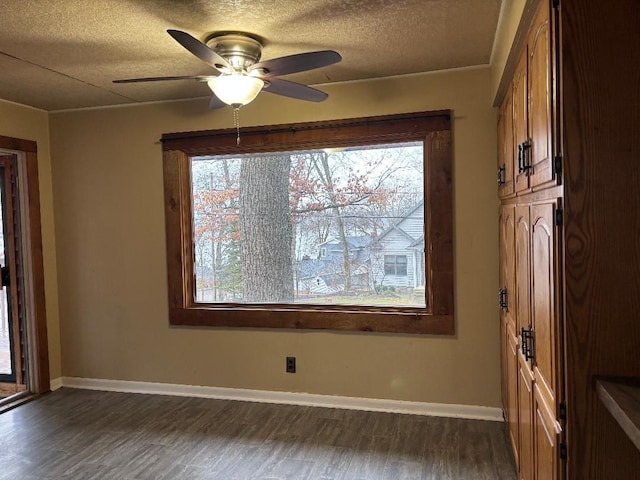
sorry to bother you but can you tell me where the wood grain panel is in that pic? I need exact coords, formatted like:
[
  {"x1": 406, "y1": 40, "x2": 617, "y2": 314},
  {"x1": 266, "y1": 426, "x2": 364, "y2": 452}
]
[
  {"x1": 498, "y1": 88, "x2": 516, "y2": 198},
  {"x1": 527, "y1": 1, "x2": 554, "y2": 190},
  {"x1": 513, "y1": 52, "x2": 530, "y2": 194},
  {"x1": 518, "y1": 353, "x2": 534, "y2": 480},
  {"x1": 515, "y1": 206, "x2": 530, "y2": 335},
  {"x1": 501, "y1": 316, "x2": 509, "y2": 413},
  {"x1": 507, "y1": 324, "x2": 520, "y2": 468},
  {"x1": 0, "y1": 135, "x2": 37, "y2": 153},
  {"x1": 530, "y1": 201, "x2": 558, "y2": 409},
  {"x1": 561, "y1": 0, "x2": 640, "y2": 477},
  {"x1": 161, "y1": 111, "x2": 451, "y2": 154},
  {"x1": 596, "y1": 377, "x2": 640, "y2": 453},
  {"x1": 533, "y1": 383, "x2": 561, "y2": 480},
  {"x1": 500, "y1": 205, "x2": 517, "y2": 328}
]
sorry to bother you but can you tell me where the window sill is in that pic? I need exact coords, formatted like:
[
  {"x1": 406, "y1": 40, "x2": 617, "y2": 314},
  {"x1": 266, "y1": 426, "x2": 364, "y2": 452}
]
[{"x1": 169, "y1": 305, "x2": 454, "y2": 335}]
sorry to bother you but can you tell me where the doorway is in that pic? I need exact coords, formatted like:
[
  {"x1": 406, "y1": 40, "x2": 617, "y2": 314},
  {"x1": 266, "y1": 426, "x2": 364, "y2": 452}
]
[
  {"x1": 0, "y1": 154, "x2": 27, "y2": 397},
  {"x1": 0, "y1": 135, "x2": 49, "y2": 408}
]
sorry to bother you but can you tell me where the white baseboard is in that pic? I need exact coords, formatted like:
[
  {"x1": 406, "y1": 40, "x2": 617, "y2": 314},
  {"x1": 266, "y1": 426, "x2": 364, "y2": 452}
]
[
  {"x1": 60, "y1": 376, "x2": 503, "y2": 422},
  {"x1": 50, "y1": 377, "x2": 63, "y2": 391}
]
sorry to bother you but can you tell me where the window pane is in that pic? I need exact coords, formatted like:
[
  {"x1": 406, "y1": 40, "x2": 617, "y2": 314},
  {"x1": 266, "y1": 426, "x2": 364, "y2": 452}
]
[
  {"x1": 396, "y1": 255, "x2": 408, "y2": 276},
  {"x1": 191, "y1": 142, "x2": 425, "y2": 307}
]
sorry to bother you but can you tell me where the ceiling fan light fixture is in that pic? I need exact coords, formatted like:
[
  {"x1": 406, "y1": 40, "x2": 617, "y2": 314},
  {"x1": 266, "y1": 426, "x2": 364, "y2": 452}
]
[{"x1": 207, "y1": 74, "x2": 264, "y2": 106}]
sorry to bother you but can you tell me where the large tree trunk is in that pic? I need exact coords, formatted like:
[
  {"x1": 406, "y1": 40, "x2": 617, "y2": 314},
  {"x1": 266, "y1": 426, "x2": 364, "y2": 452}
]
[{"x1": 239, "y1": 155, "x2": 294, "y2": 302}]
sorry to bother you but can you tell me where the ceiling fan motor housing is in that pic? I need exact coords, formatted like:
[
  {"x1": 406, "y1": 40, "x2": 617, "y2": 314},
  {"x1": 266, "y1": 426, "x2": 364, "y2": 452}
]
[{"x1": 205, "y1": 33, "x2": 263, "y2": 71}]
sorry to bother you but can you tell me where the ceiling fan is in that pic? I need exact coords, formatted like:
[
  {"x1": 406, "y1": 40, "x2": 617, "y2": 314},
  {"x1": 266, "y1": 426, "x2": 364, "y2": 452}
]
[{"x1": 114, "y1": 30, "x2": 342, "y2": 109}]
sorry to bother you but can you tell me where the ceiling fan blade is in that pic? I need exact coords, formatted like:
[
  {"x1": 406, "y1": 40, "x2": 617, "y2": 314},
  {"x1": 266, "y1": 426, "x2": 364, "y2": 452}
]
[
  {"x1": 263, "y1": 78, "x2": 328, "y2": 102},
  {"x1": 113, "y1": 75, "x2": 216, "y2": 84},
  {"x1": 167, "y1": 29, "x2": 231, "y2": 71},
  {"x1": 249, "y1": 50, "x2": 341, "y2": 78},
  {"x1": 209, "y1": 95, "x2": 226, "y2": 109}
]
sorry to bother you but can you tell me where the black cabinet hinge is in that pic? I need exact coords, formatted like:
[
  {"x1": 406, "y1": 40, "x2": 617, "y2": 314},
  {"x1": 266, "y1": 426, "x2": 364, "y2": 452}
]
[
  {"x1": 560, "y1": 442, "x2": 567, "y2": 459},
  {"x1": 555, "y1": 208, "x2": 563, "y2": 227},
  {"x1": 553, "y1": 0, "x2": 560, "y2": 9},
  {"x1": 554, "y1": 155, "x2": 562, "y2": 175},
  {"x1": 559, "y1": 402, "x2": 567, "y2": 421},
  {"x1": 499, "y1": 288, "x2": 508, "y2": 310}
]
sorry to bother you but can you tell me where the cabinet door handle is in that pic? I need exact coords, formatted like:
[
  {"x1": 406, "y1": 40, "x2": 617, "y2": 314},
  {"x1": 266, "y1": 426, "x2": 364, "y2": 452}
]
[
  {"x1": 521, "y1": 327, "x2": 535, "y2": 361},
  {"x1": 522, "y1": 139, "x2": 532, "y2": 175},
  {"x1": 517, "y1": 143, "x2": 523, "y2": 173}
]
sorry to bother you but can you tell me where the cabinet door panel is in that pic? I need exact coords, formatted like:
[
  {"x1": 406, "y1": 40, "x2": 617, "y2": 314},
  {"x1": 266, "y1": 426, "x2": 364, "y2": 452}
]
[
  {"x1": 515, "y1": 206, "x2": 531, "y2": 335},
  {"x1": 501, "y1": 316, "x2": 508, "y2": 411},
  {"x1": 507, "y1": 323, "x2": 520, "y2": 467},
  {"x1": 499, "y1": 89, "x2": 515, "y2": 197},
  {"x1": 518, "y1": 353, "x2": 534, "y2": 480},
  {"x1": 534, "y1": 383, "x2": 562, "y2": 480},
  {"x1": 531, "y1": 201, "x2": 560, "y2": 409},
  {"x1": 500, "y1": 205, "x2": 517, "y2": 328},
  {"x1": 528, "y1": 1, "x2": 554, "y2": 189},
  {"x1": 513, "y1": 51, "x2": 529, "y2": 193}
]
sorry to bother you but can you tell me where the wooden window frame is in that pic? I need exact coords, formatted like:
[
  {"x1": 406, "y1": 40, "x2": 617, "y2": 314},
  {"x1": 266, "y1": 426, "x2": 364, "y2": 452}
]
[{"x1": 161, "y1": 110, "x2": 454, "y2": 335}]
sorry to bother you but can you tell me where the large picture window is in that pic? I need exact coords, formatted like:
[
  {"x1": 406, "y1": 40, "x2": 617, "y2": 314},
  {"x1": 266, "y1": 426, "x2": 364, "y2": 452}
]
[
  {"x1": 192, "y1": 143, "x2": 425, "y2": 308},
  {"x1": 162, "y1": 111, "x2": 454, "y2": 334}
]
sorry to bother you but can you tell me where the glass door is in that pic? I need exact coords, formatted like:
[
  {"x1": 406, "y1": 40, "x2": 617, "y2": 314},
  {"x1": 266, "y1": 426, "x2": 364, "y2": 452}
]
[{"x1": 0, "y1": 155, "x2": 26, "y2": 396}]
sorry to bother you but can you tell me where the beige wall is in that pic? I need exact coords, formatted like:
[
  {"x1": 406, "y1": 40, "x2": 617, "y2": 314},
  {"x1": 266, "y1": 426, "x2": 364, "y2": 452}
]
[
  {"x1": 50, "y1": 66, "x2": 500, "y2": 407},
  {"x1": 490, "y1": 0, "x2": 527, "y2": 100},
  {"x1": 0, "y1": 99, "x2": 61, "y2": 381}
]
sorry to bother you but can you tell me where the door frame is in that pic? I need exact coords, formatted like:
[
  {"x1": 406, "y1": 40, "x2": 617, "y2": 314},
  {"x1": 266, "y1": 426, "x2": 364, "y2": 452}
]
[{"x1": 0, "y1": 134, "x2": 49, "y2": 397}]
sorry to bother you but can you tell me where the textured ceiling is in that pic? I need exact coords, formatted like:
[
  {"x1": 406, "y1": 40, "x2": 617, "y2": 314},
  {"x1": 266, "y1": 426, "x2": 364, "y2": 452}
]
[{"x1": 0, "y1": 0, "x2": 502, "y2": 111}]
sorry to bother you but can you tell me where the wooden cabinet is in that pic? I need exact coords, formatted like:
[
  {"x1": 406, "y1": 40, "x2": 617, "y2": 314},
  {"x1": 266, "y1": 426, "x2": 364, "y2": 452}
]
[
  {"x1": 498, "y1": 0, "x2": 640, "y2": 478},
  {"x1": 508, "y1": 201, "x2": 563, "y2": 480},
  {"x1": 526, "y1": 4, "x2": 554, "y2": 190},
  {"x1": 498, "y1": 4, "x2": 562, "y2": 479},
  {"x1": 509, "y1": 1, "x2": 556, "y2": 196},
  {"x1": 499, "y1": 204, "x2": 519, "y2": 466}
]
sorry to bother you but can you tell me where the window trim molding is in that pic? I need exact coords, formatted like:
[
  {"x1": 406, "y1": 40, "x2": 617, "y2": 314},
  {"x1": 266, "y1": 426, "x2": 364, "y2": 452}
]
[{"x1": 162, "y1": 110, "x2": 454, "y2": 335}]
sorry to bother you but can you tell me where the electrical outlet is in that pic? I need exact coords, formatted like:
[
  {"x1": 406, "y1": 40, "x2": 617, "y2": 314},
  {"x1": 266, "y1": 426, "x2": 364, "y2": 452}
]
[{"x1": 286, "y1": 356, "x2": 296, "y2": 373}]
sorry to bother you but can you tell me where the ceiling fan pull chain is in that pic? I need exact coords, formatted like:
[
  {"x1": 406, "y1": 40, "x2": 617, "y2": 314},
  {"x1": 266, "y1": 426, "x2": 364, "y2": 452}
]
[{"x1": 234, "y1": 106, "x2": 241, "y2": 145}]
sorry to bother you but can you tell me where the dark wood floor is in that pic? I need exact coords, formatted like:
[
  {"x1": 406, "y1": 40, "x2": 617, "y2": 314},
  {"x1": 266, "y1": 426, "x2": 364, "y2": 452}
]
[{"x1": 0, "y1": 388, "x2": 516, "y2": 479}]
